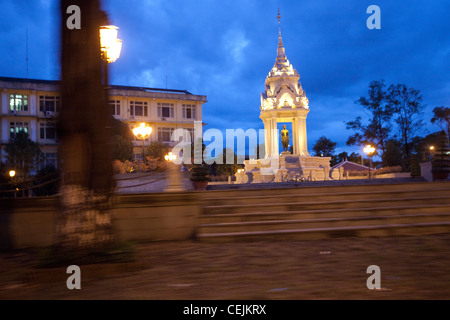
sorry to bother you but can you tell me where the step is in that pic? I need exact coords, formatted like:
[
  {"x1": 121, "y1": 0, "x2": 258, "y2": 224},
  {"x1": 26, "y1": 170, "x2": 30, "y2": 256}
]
[
  {"x1": 203, "y1": 183, "x2": 450, "y2": 197},
  {"x1": 200, "y1": 204, "x2": 450, "y2": 224},
  {"x1": 199, "y1": 187, "x2": 450, "y2": 206},
  {"x1": 196, "y1": 221, "x2": 450, "y2": 242},
  {"x1": 198, "y1": 213, "x2": 450, "y2": 234},
  {"x1": 202, "y1": 196, "x2": 450, "y2": 215},
  {"x1": 201, "y1": 181, "x2": 450, "y2": 198}
]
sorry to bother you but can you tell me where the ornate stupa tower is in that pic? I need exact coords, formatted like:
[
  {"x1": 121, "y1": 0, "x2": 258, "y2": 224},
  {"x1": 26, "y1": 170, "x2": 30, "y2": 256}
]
[
  {"x1": 260, "y1": 9, "x2": 310, "y2": 157},
  {"x1": 235, "y1": 9, "x2": 334, "y2": 183}
]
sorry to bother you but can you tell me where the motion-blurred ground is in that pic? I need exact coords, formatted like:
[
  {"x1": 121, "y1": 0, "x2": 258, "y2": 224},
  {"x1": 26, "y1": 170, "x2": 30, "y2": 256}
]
[{"x1": 1, "y1": 233, "x2": 449, "y2": 300}]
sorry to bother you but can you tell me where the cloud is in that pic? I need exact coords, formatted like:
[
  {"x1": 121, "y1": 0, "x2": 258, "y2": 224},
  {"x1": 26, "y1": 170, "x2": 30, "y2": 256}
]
[{"x1": 0, "y1": 0, "x2": 448, "y2": 158}]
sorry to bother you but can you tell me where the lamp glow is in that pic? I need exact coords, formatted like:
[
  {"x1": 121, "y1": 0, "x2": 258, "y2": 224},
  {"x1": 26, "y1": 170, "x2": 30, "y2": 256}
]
[
  {"x1": 100, "y1": 25, "x2": 122, "y2": 63},
  {"x1": 133, "y1": 122, "x2": 152, "y2": 140},
  {"x1": 132, "y1": 123, "x2": 152, "y2": 163},
  {"x1": 9, "y1": 170, "x2": 16, "y2": 178},
  {"x1": 364, "y1": 145, "x2": 375, "y2": 156},
  {"x1": 165, "y1": 152, "x2": 176, "y2": 162},
  {"x1": 363, "y1": 145, "x2": 376, "y2": 179}
]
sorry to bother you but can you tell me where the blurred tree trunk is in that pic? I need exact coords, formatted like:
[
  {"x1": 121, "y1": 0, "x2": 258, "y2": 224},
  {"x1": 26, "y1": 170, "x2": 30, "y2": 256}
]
[{"x1": 57, "y1": 0, "x2": 114, "y2": 250}]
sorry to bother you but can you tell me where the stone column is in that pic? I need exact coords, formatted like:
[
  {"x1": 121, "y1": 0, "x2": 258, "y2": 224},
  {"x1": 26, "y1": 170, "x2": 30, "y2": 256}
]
[
  {"x1": 263, "y1": 119, "x2": 271, "y2": 159},
  {"x1": 292, "y1": 117, "x2": 299, "y2": 155},
  {"x1": 271, "y1": 118, "x2": 279, "y2": 157},
  {"x1": 298, "y1": 115, "x2": 309, "y2": 156}
]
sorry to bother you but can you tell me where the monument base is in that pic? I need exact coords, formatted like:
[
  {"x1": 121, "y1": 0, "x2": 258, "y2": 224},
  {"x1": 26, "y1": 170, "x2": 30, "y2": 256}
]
[{"x1": 235, "y1": 154, "x2": 340, "y2": 184}]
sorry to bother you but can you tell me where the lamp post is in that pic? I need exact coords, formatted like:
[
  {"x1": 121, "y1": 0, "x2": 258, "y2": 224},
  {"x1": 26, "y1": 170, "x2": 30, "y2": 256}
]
[
  {"x1": 133, "y1": 123, "x2": 152, "y2": 163},
  {"x1": 9, "y1": 170, "x2": 16, "y2": 198},
  {"x1": 364, "y1": 145, "x2": 376, "y2": 179},
  {"x1": 164, "y1": 152, "x2": 185, "y2": 192}
]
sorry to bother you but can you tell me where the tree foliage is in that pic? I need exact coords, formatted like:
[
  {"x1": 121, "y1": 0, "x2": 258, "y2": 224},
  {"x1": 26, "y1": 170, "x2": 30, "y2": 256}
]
[
  {"x1": 381, "y1": 139, "x2": 403, "y2": 167},
  {"x1": 111, "y1": 118, "x2": 134, "y2": 162},
  {"x1": 312, "y1": 136, "x2": 337, "y2": 157},
  {"x1": 4, "y1": 131, "x2": 43, "y2": 182},
  {"x1": 347, "y1": 80, "x2": 427, "y2": 169},
  {"x1": 431, "y1": 106, "x2": 450, "y2": 139},
  {"x1": 346, "y1": 80, "x2": 395, "y2": 155},
  {"x1": 214, "y1": 148, "x2": 240, "y2": 176},
  {"x1": 146, "y1": 141, "x2": 170, "y2": 161},
  {"x1": 387, "y1": 83, "x2": 425, "y2": 167},
  {"x1": 112, "y1": 135, "x2": 133, "y2": 162}
]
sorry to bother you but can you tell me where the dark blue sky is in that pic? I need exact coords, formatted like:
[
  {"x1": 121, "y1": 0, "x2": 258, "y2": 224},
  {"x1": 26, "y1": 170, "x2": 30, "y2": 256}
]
[{"x1": 1, "y1": 0, "x2": 449, "y2": 156}]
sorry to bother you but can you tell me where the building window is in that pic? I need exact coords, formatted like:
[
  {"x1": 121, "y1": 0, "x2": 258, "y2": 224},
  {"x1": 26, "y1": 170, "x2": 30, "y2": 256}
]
[
  {"x1": 182, "y1": 104, "x2": 196, "y2": 119},
  {"x1": 42, "y1": 152, "x2": 58, "y2": 169},
  {"x1": 130, "y1": 101, "x2": 148, "y2": 117},
  {"x1": 39, "y1": 96, "x2": 61, "y2": 113},
  {"x1": 109, "y1": 100, "x2": 120, "y2": 116},
  {"x1": 40, "y1": 122, "x2": 57, "y2": 140},
  {"x1": 9, "y1": 94, "x2": 29, "y2": 112},
  {"x1": 158, "y1": 127, "x2": 175, "y2": 142},
  {"x1": 9, "y1": 122, "x2": 29, "y2": 140},
  {"x1": 157, "y1": 103, "x2": 174, "y2": 118}
]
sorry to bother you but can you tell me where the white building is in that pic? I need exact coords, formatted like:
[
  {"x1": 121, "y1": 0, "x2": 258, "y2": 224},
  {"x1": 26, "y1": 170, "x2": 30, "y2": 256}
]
[{"x1": 0, "y1": 76, "x2": 207, "y2": 167}]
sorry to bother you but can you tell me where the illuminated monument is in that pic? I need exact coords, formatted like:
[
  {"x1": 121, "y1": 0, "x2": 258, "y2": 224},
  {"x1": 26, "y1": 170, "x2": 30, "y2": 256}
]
[{"x1": 236, "y1": 9, "x2": 334, "y2": 183}]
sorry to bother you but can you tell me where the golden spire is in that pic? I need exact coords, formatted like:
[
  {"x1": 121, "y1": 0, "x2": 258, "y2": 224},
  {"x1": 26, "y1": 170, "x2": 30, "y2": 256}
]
[
  {"x1": 275, "y1": 7, "x2": 288, "y2": 69},
  {"x1": 277, "y1": 7, "x2": 283, "y2": 48}
]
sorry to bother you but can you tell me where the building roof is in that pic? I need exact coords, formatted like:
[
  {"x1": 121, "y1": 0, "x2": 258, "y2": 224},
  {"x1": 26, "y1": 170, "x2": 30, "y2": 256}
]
[
  {"x1": 0, "y1": 76, "x2": 196, "y2": 96},
  {"x1": 331, "y1": 160, "x2": 375, "y2": 172}
]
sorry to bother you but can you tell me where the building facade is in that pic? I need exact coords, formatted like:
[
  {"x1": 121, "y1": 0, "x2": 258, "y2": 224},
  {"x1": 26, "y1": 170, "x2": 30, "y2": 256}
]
[{"x1": 0, "y1": 76, "x2": 207, "y2": 167}]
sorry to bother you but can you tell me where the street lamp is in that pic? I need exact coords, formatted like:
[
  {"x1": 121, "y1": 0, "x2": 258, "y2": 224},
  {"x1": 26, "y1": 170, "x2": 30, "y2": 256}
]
[
  {"x1": 8, "y1": 170, "x2": 17, "y2": 197},
  {"x1": 164, "y1": 152, "x2": 185, "y2": 192},
  {"x1": 133, "y1": 123, "x2": 152, "y2": 163},
  {"x1": 99, "y1": 25, "x2": 122, "y2": 101},
  {"x1": 364, "y1": 145, "x2": 376, "y2": 179},
  {"x1": 99, "y1": 25, "x2": 123, "y2": 63}
]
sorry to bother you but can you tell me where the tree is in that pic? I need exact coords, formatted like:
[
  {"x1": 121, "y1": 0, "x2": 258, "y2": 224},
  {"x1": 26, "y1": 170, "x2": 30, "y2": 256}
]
[
  {"x1": 215, "y1": 148, "x2": 240, "y2": 176},
  {"x1": 382, "y1": 139, "x2": 402, "y2": 167},
  {"x1": 348, "y1": 152, "x2": 362, "y2": 164},
  {"x1": 111, "y1": 117, "x2": 134, "y2": 161},
  {"x1": 413, "y1": 131, "x2": 442, "y2": 162},
  {"x1": 346, "y1": 80, "x2": 395, "y2": 156},
  {"x1": 4, "y1": 131, "x2": 43, "y2": 185},
  {"x1": 387, "y1": 84, "x2": 425, "y2": 169},
  {"x1": 146, "y1": 141, "x2": 169, "y2": 161},
  {"x1": 312, "y1": 136, "x2": 337, "y2": 157},
  {"x1": 431, "y1": 130, "x2": 450, "y2": 180},
  {"x1": 431, "y1": 106, "x2": 449, "y2": 140},
  {"x1": 112, "y1": 135, "x2": 133, "y2": 162}
]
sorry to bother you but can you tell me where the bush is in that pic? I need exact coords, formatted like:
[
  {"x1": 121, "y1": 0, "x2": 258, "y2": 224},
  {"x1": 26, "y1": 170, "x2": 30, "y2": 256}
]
[
  {"x1": 374, "y1": 166, "x2": 403, "y2": 175},
  {"x1": 190, "y1": 165, "x2": 210, "y2": 182},
  {"x1": 113, "y1": 158, "x2": 168, "y2": 174}
]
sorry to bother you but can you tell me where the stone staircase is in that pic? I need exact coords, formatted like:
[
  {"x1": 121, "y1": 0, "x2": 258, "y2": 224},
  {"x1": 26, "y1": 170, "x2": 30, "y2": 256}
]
[
  {"x1": 195, "y1": 181, "x2": 450, "y2": 242},
  {"x1": 284, "y1": 156, "x2": 303, "y2": 181}
]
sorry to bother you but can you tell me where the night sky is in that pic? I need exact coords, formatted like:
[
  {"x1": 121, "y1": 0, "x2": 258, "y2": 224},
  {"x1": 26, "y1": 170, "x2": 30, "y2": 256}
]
[{"x1": 1, "y1": 0, "x2": 449, "y2": 157}]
